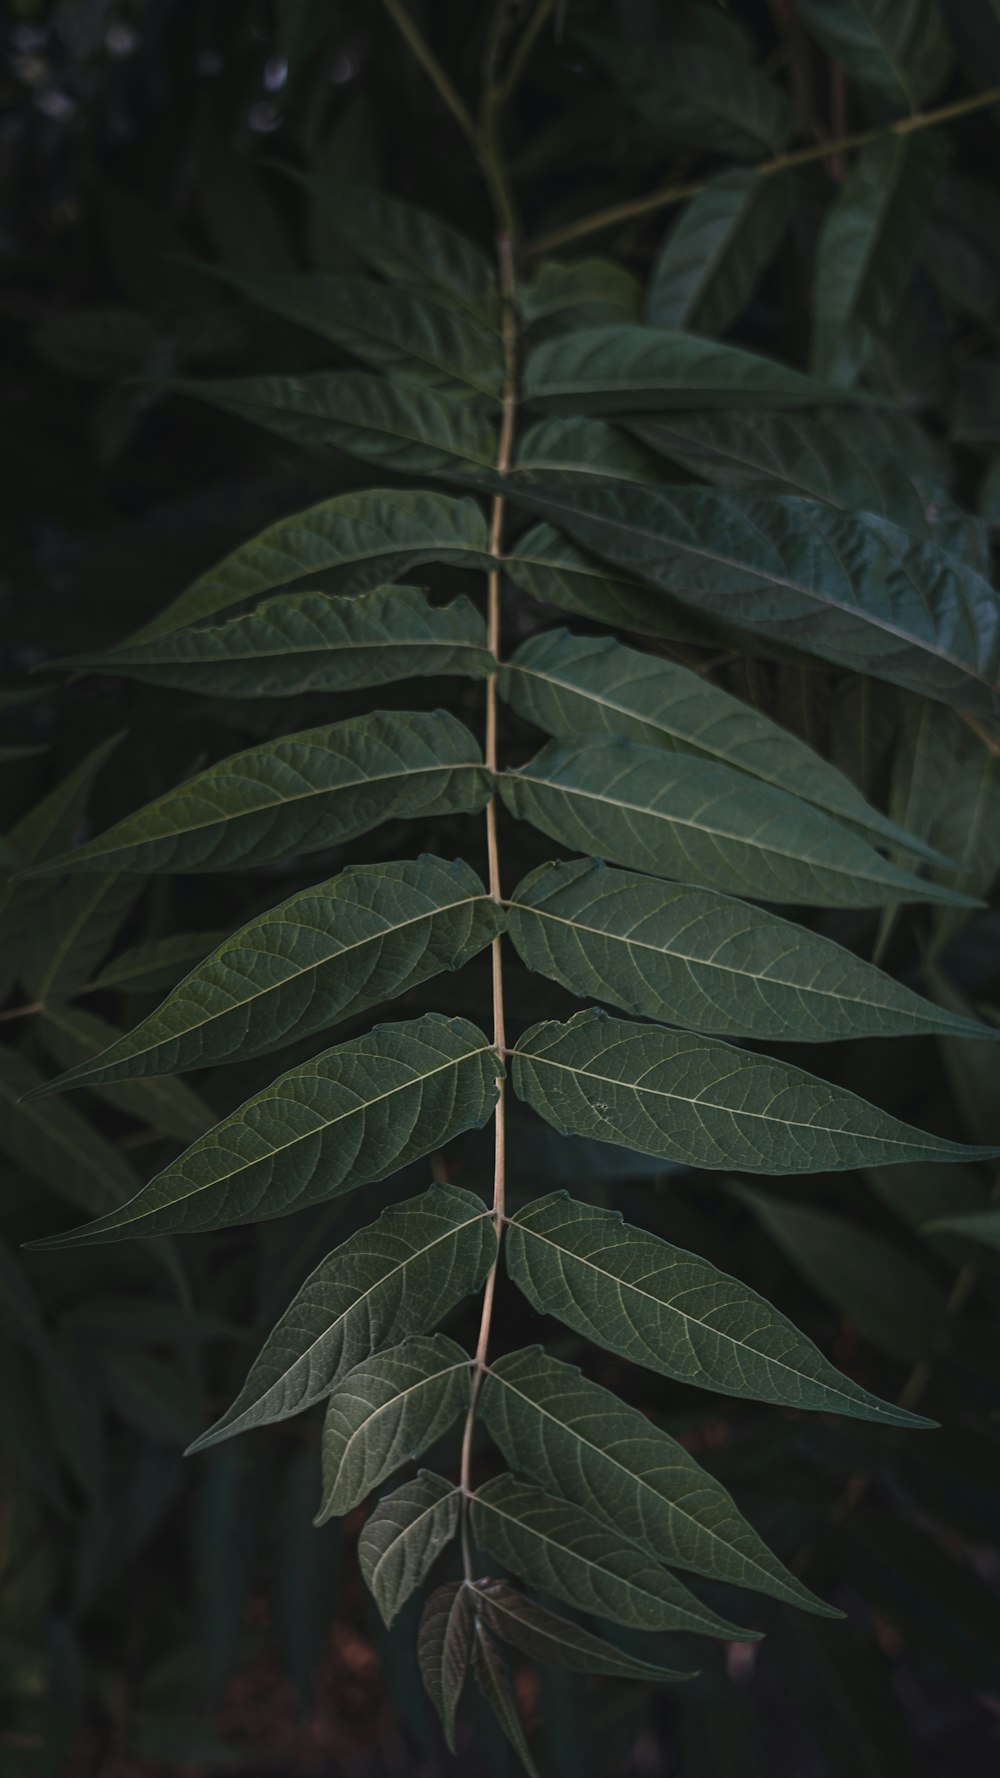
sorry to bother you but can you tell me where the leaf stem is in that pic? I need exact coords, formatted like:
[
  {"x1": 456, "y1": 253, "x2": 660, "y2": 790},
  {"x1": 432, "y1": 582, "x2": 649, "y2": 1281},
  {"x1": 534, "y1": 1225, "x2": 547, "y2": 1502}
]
[
  {"x1": 526, "y1": 82, "x2": 1000, "y2": 255},
  {"x1": 377, "y1": 0, "x2": 478, "y2": 148},
  {"x1": 0, "y1": 999, "x2": 43, "y2": 1024}
]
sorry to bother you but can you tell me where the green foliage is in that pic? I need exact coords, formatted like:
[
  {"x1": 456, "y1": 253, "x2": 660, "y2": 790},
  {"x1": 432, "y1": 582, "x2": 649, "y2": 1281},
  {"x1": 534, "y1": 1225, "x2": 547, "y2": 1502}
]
[{"x1": 4, "y1": 2, "x2": 1000, "y2": 1772}]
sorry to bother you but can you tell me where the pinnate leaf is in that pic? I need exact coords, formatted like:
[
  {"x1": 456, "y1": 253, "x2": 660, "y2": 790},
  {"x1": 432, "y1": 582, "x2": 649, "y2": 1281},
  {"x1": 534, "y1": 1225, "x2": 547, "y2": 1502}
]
[
  {"x1": 506, "y1": 1192, "x2": 929, "y2": 1424},
  {"x1": 480, "y1": 1347, "x2": 838, "y2": 1615},
  {"x1": 63, "y1": 586, "x2": 492, "y2": 699},
  {"x1": 508, "y1": 858, "x2": 993, "y2": 1044},
  {"x1": 190, "y1": 1183, "x2": 494, "y2": 1452},
  {"x1": 501, "y1": 738, "x2": 968, "y2": 909},
  {"x1": 29, "y1": 1013, "x2": 498, "y2": 1247},
  {"x1": 512, "y1": 1009, "x2": 996, "y2": 1174},
  {"x1": 360, "y1": 1470, "x2": 462, "y2": 1627},
  {"x1": 31, "y1": 710, "x2": 492, "y2": 876},
  {"x1": 317, "y1": 1333, "x2": 471, "y2": 1520},
  {"x1": 35, "y1": 857, "x2": 500, "y2": 1091},
  {"x1": 471, "y1": 1474, "x2": 755, "y2": 1637}
]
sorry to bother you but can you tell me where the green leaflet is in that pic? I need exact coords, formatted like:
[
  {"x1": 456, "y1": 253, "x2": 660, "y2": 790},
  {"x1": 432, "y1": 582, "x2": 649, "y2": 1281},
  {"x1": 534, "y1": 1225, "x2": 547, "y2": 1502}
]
[
  {"x1": 126, "y1": 488, "x2": 492, "y2": 643},
  {"x1": 577, "y1": 28, "x2": 794, "y2": 160},
  {"x1": 276, "y1": 172, "x2": 499, "y2": 326},
  {"x1": 170, "y1": 373, "x2": 499, "y2": 475},
  {"x1": 360, "y1": 1471, "x2": 462, "y2": 1627},
  {"x1": 419, "y1": 1583, "x2": 474, "y2": 1752},
  {"x1": 470, "y1": 1475, "x2": 755, "y2": 1638},
  {"x1": 732, "y1": 1186, "x2": 947, "y2": 1365},
  {"x1": 513, "y1": 417, "x2": 663, "y2": 487},
  {"x1": 647, "y1": 170, "x2": 793, "y2": 336},
  {"x1": 519, "y1": 258, "x2": 642, "y2": 332},
  {"x1": 204, "y1": 268, "x2": 503, "y2": 395},
  {"x1": 30, "y1": 709, "x2": 492, "y2": 876},
  {"x1": 0, "y1": 1046, "x2": 138, "y2": 1218},
  {"x1": 500, "y1": 737, "x2": 971, "y2": 909},
  {"x1": 39, "y1": 1007, "x2": 214, "y2": 1143},
  {"x1": 189, "y1": 1183, "x2": 494, "y2": 1452},
  {"x1": 524, "y1": 324, "x2": 849, "y2": 415},
  {"x1": 626, "y1": 408, "x2": 945, "y2": 531},
  {"x1": 505, "y1": 524, "x2": 719, "y2": 649},
  {"x1": 498, "y1": 480, "x2": 1000, "y2": 714},
  {"x1": 507, "y1": 859, "x2": 994, "y2": 1044},
  {"x1": 479, "y1": 1347, "x2": 836, "y2": 1615},
  {"x1": 316, "y1": 1333, "x2": 471, "y2": 1520},
  {"x1": 511, "y1": 1009, "x2": 997, "y2": 1174},
  {"x1": 501, "y1": 629, "x2": 939, "y2": 859},
  {"x1": 82, "y1": 929, "x2": 229, "y2": 998},
  {"x1": 795, "y1": 0, "x2": 950, "y2": 106},
  {"x1": 472, "y1": 1579, "x2": 693, "y2": 1681},
  {"x1": 63, "y1": 586, "x2": 493, "y2": 698},
  {"x1": 472, "y1": 1621, "x2": 541, "y2": 1778},
  {"x1": 813, "y1": 134, "x2": 947, "y2": 386},
  {"x1": 33, "y1": 857, "x2": 501, "y2": 1090},
  {"x1": 506, "y1": 1192, "x2": 928, "y2": 1424},
  {"x1": 19, "y1": 872, "x2": 141, "y2": 1004},
  {"x1": 28, "y1": 1013, "x2": 498, "y2": 1248}
]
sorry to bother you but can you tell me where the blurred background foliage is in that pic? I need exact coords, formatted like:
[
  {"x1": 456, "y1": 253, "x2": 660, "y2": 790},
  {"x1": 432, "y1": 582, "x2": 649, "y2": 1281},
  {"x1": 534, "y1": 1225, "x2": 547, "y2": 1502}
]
[{"x1": 2, "y1": 1, "x2": 1000, "y2": 1774}]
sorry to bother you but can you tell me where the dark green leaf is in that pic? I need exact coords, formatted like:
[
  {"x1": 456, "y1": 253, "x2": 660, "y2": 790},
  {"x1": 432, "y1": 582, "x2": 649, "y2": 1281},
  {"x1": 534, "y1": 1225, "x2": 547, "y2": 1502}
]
[
  {"x1": 39, "y1": 1006, "x2": 214, "y2": 1142},
  {"x1": 170, "y1": 372, "x2": 499, "y2": 474},
  {"x1": 511, "y1": 1009, "x2": 995, "y2": 1173},
  {"x1": 275, "y1": 173, "x2": 498, "y2": 325},
  {"x1": 795, "y1": 0, "x2": 950, "y2": 106},
  {"x1": 28, "y1": 1013, "x2": 498, "y2": 1247},
  {"x1": 31, "y1": 710, "x2": 492, "y2": 876},
  {"x1": 473, "y1": 1579, "x2": 693, "y2": 1680},
  {"x1": 501, "y1": 629, "x2": 937, "y2": 858},
  {"x1": 360, "y1": 1470, "x2": 462, "y2": 1626},
  {"x1": 514, "y1": 418, "x2": 663, "y2": 487},
  {"x1": 20, "y1": 873, "x2": 141, "y2": 1004},
  {"x1": 732, "y1": 1184, "x2": 948, "y2": 1364},
  {"x1": 578, "y1": 29, "x2": 794, "y2": 159},
  {"x1": 127, "y1": 488, "x2": 491, "y2": 643},
  {"x1": 0, "y1": 1047, "x2": 138, "y2": 1218},
  {"x1": 508, "y1": 859, "x2": 991, "y2": 1042},
  {"x1": 419, "y1": 1582, "x2": 475, "y2": 1752},
  {"x1": 205, "y1": 268, "x2": 502, "y2": 395},
  {"x1": 497, "y1": 480, "x2": 1000, "y2": 714},
  {"x1": 506, "y1": 524, "x2": 718, "y2": 648},
  {"x1": 472, "y1": 1621, "x2": 542, "y2": 1778},
  {"x1": 64, "y1": 586, "x2": 492, "y2": 698},
  {"x1": 316, "y1": 1333, "x2": 471, "y2": 1519},
  {"x1": 190, "y1": 1182, "x2": 494, "y2": 1451},
  {"x1": 83, "y1": 929, "x2": 229, "y2": 998},
  {"x1": 471, "y1": 1475, "x2": 755, "y2": 1637},
  {"x1": 647, "y1": 171, "x2": 793, "y2": 336},
  {"x1": 525, "y1": 325, "x2": 849, "y2": 415},
  {"x1": 36, "y1": 857, "x2": 500, "y2": 1090},
  {"x1": 480, "y1": 1348, "x2": 836, "y2": 1615},
  {"x1": 500, "y1": 738, "x2": 970, "y2": 908},
  {"x1": 813, "y1": 134, "x2": 946, "y2": 385},
  {"x1": 520, "y1": 259, "x2": 642, "y2": 332}
]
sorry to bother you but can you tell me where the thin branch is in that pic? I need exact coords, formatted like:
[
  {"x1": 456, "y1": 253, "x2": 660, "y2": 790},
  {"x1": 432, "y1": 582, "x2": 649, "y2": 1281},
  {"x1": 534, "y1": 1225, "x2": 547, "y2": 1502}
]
[
  {"x1": 496, "y1": 0, "x2": 557, "y2": 103},
  {"x1": 0, "y1": 998, "x2": 43, "y2": 1024},
  {"x1": 527, "y1": 82, "x2": 1000, "y2": 255},
  {"x1": 378, "y1": 0, "x2": 478, "y2": 147}
]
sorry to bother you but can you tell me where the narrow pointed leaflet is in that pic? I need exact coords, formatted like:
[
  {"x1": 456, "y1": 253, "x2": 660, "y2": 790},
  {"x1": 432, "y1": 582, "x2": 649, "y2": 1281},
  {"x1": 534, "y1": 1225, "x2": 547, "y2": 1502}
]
[
  {"x1": 501, "y1": 629, "x2": 940, "y2": 859},
  {"x1": 127, "y1": 487, "x2": 492, "y2": 643},
  {"x1": 472, "y1": 1580, "x2": 693, "y2": 1681},
  {"x1": 190, "y1": 1184, "x2": 494, "y2": 1451},
  {"x1": 480, "y1": 1347, "x2": 836, "y2": 1615},
  {"x1": 34, "y1": 858, "x2": 501, "y2": 1090},
  {"x1": 316, "y1": 1334, "x2": 471, "y2": 1520},
  {"x1": 471, "y1": 1623, "x2": 542, "y2": 1778},
  {"x1": 498, "y1": 479, "x2": 1000, "y2": 714},
  {"x1": 506, "y1": 1193, "x2": 931, "y2": 1424},
  {"x1": 29, "y1": 1014, "x2": 498, "y2": 1247},
  {"x1": 360, "y1": 1471, "x2": 462, "y2": 1627},
  {"x1": 418, "y1": 1584, "x2": 474, "y2": 1753},
  {"x1": 512, "y1": 1009, "x2": 998, "y2": 1173},
  {"x1": 62, "y1": 587, "x2": 493, "y2": 699},
  {"x1": 507, "y1": 859, "x2": 993, "y2": 1043},
  {"x1": 29, "y1": 710, "x2": 492, "y2": 876},
  {"x1": 471, "y1": 1475, "x2": 756, "y2": 1637},
  {"x1": 501, "y1": 739, "x2": 971, "y2": 909}
]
